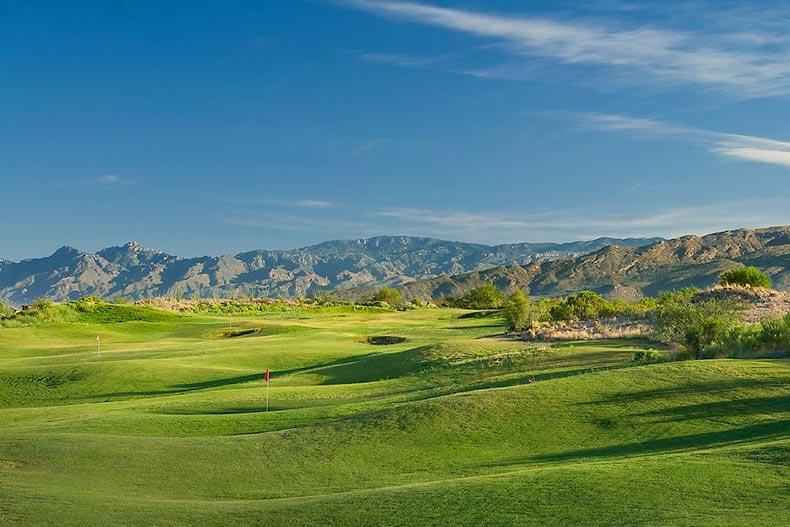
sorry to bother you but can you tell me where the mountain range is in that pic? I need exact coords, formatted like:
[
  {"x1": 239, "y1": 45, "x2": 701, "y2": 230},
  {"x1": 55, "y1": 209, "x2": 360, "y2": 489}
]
[
  {"x1": 0, "y1": 236, "x2": 660, "y2": 306},
  {"x1": 391, "y1": 226, "x2": 790, "y2": 301}
]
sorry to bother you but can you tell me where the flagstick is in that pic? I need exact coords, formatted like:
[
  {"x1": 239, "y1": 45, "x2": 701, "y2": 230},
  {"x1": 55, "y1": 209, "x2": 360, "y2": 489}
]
[
  {"x1": 96, "y1": 335, "x2": 100, "y2": 355},
  {"x1": 266, "y1": 378, "x2": 269, "y2": 412}
]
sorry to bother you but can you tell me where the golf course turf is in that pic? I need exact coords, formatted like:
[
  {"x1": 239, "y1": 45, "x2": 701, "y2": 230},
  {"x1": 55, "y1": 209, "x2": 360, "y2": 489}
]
[{"x1": 0, "y1": 305, "x2": 787, "y2": 525}]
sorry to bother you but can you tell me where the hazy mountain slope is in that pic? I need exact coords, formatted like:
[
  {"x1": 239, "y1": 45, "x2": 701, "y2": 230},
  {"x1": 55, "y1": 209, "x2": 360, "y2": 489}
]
[
  {"x1": 393, "y1": 227, "x2": 790, "y2": 301},
  {"x1": 0, "y1": 236, "x2": 659, "y2": 305}
]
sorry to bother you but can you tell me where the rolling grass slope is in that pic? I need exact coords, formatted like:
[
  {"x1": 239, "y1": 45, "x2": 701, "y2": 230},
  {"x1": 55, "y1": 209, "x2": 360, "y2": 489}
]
[{"x1": 0, "y1": 304, "x2": 787, "y2": 525}]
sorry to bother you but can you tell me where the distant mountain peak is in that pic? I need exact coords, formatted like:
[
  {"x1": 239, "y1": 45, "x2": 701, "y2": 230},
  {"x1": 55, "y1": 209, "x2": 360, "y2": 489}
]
[{"x1": 51, "y1": 246, "x2": 81, "y2": 258}]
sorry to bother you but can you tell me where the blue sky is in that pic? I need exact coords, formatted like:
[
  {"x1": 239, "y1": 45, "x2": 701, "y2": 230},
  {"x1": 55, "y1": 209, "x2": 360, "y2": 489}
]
[{"x1": 2, "y1": 0, "x2": 789, "y2": 260}]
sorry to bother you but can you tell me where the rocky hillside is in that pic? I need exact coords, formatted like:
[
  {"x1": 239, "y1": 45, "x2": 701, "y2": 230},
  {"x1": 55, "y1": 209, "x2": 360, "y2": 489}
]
[
  {"x1": 391, "y1": 226, "x2": 790, "y2": 301},
  {"x1": 0, "y1": 236, "x2": 658, "y2": 306}
]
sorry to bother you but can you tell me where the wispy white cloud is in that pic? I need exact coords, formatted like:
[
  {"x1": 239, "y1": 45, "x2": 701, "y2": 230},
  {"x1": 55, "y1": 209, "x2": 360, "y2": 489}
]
[
  {"x1": 375, "y1": 208, "x2": 531, "y2": 230},
  {"x1": 94, "y1": 174, "x2": 129, "y2": 185},
  {"x1": 713, "y1": 147, "x2": 790, "y2": 167},
  {"x1": 371, "y1": 202, "x2": 790, "y2": 241},
  {"x1": 578, "y1": 113, "x2": 790, "y2": 168},
  {"x1": 359, "y1": 52, "x2": 441, "y2": 67},
  {"x1": 225, "y1": 199, "x2": 788, "y2": 243},
  {"x1": 291, "y1": 200, "x2": 334, "y2": 208},
  {"x1": 342, "y1": 0, "x2": 790, "y2": 97},
  {"x1": 231, "y1": 198, "x2": 335, "y2": 208},
  {"x1": 54, "y1": 174, "x2": 133, "y2": 189},
  {"x1": 352, "y1": 138, "x2": 385, "y2": 156}
]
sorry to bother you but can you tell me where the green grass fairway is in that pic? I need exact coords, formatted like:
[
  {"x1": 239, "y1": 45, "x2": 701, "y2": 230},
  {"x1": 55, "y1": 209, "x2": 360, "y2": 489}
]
[{"x1": 0, "y1": 306, "x2": 788, "y2": 525}]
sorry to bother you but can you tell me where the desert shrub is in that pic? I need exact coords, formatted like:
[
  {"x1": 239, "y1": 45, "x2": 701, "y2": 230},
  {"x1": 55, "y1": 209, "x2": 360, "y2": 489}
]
[
  {"x1": 622, "y1": 297, "x2": 658, "y2": 318},
  {"x1": 703, "y1": 315, "x2": 790, "y2": 358},
  {"x1": 32, "y1": 297, "x2": 52, "y2": 310},
  {"x1": 460, "y1": 284, "x2": 504, "y2": 309},
  {"x1": 73, "y1": 295, "x2": 104, "y2": 307},
  {"x1": 111, "y1": 296, "x2": 133, "y2": 305},
  {"x1": 720, "y1": 266, "x2": 772, "y2": 288},
  {"x1": 311, "y1": 291, "x2": 338, "y2": 305},
  {"x1": 632, "y1": 349, "x2": 660, "y2": 361},
  {"x1": 757, "y1": 314, "x2": 790, "y2": 351},
  {"x1": 530, "y1": 298, "x2": 562, "y2": 323},
  {"x1": 0, "y1": 302, "x2": 15, "y2": 318},
  {"x1": 372, "y1": 288, "x2": 403, "y2": 307},
  {"x1": 549, "y1": 291, "x2": 615, "y2": 321},
  {"x1": 503, "y1": 290, "x2": 530, "y2": 331},
  {"x1": 651, "y1": 289, "x2": 741, "y2": 358},
  {"x1": 682, "y1": 301, "x2": 741, "y2": 357}
]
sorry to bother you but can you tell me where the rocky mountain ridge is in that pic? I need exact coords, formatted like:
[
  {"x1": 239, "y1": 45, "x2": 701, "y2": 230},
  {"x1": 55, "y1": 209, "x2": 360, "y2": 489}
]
[
  {"x1": 0, "y1": 235, "x2": 660, "y2": 305},
  {"x1": 390, "y1": 226, "x2": 790, "y2": 301}
]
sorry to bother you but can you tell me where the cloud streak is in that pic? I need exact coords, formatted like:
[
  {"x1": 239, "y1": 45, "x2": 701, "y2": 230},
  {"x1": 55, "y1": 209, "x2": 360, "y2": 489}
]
[
  {"x1": 342, "y1": 0, "x2": 790, "y2": 97},
  {"x1": 372, "y1": 202, "x2": 790, "y2": 241},
  {"x1": 225, "y1": 200, "x2": 790, "y2": 245},
  {"x1": 230, "y1": 198, "x2": 335, "y2": 209},
  {"x1": 579, "y1": 113, "x2": 790, "y2": 168}
]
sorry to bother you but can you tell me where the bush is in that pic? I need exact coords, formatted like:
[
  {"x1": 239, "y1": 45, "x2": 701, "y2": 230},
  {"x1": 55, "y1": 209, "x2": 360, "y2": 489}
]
[
  {"x1": 372, "y1": 288, "x2": 403, "y2": 307},
  {"x1": 651, "y1": 289, "x2": 741, "y2": 358},
  {"x1": 32, "y1": 297, "x2": 52, "y2": 310},
  {"x1": 757, "y1": 315, "x2": 790, "y2": 351},
  {"x1": 633, "y1": 349, "x2": 660, "y2": 361},
  {"x1": 460, "y1": 284, "x2": 504, "y2": 309},
  {"x1": 706, "y1": 315, "x2": 790, "y2": 358},
  {"x1": 503, "y1": 291, "x2": 530, "y2": 331},
  {"x1": 549, "y1": 291, "x2": 615, "y2": 321},
  {"x1": 0, "y1": 302, "x2": 15, "y2": 318},
  {"x1": 111, "y1": 296, "x2": 133, "y2": 305},
  {"x1": 74, "y1": 295, "x2": 104, "y2": 306},
  {"x1": 720, "y1": 266, "x2": 772, "y2": 288}
]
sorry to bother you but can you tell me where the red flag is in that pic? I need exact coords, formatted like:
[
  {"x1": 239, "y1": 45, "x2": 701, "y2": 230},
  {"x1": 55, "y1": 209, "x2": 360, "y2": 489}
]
[{"x1": 265, "y1": 368, "x2": 270, "y2": 382}]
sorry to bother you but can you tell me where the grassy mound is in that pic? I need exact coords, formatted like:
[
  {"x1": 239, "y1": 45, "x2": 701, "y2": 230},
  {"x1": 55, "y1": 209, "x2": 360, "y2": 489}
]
[
  {"x1": 1, "y1": 300, "x2": 182, "y2": 327},
  {"x1": 0, "y1": 308, "x2": 787, "y2": 525}
]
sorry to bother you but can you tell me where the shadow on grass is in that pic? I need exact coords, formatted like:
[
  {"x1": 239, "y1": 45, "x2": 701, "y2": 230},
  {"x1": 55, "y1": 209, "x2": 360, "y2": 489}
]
[
  {"x1": 530, "y1": 419, "x2": 790, "y2": 463},
  {"x1": 582, "y1": 378, "x2": 789, "y2": 407},
  {"x1": 85, "y1": 372, "x2": 268, "y2": 400},
  {"x1": 633, "y1": 395, "x2": 790, "y2": 423},
  {"x1": 162, "y1": 406, "x2": 267, "y2": 415},
  {"x1": 85, "y1": 350, "x2": 424, "y2": 400}
]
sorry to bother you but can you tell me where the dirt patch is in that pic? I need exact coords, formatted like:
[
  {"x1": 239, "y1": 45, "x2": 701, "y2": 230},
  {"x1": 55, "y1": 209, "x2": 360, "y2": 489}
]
[
  {"x1": 365, "y1": 336, "x2": 407, "y2": 345},
  {"x1": 0, "y1": 460, "x2": 21, "y2": 470}
]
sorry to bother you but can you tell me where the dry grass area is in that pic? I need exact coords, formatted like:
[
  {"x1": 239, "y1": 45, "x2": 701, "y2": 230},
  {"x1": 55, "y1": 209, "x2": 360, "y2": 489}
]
[
  {"x1": 698, "y1": 285, "x2": 790, "y2": 323},
  {"x1": 519, "y1": 316, "x2": 652, "y2": 342}
]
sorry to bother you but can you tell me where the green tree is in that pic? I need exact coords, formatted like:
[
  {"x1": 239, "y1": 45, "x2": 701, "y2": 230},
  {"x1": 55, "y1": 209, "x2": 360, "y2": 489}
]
[
  {"x1": 651, "y1": 290, "x2": 741, "y2": 358},
  {"x1": 372, "y1": 287, "x2": 403, "y2": 307},
  {"x1": 503, "y1": 291, "x2": 530, "y2": 331},
  {"x1": 720, "y1": 266, "x2": 772, "y2": 288},
  {"x1": 462, "y1": 284, "x2": 504, "y2": 309}
]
